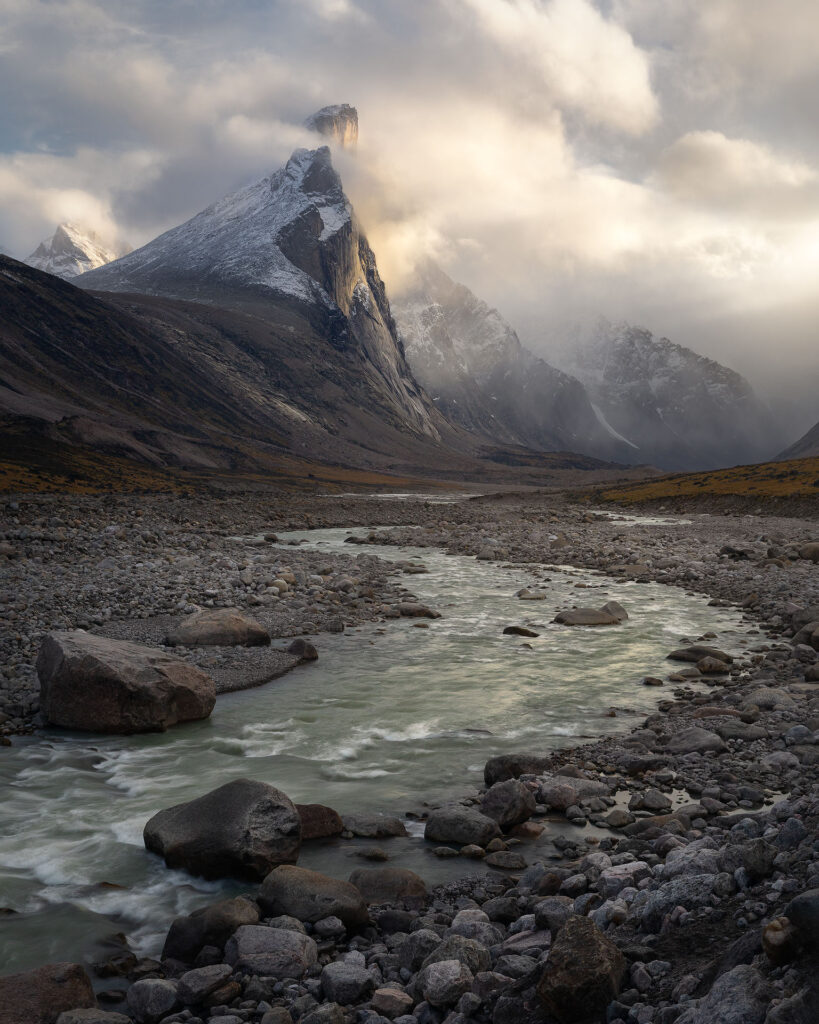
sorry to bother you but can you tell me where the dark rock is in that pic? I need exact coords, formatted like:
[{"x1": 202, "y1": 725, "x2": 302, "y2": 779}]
[
  {"x1": 424, "y1": 805, "x2": 501, "y2": 847},
  {"x1": 288, "y1": 638, "x2": 318, "y2": 660},
  {"x1": 348, "y1": 866, "x2": 427, "y2": 908},
  {"x1": 502, "y1": 626, "x2": 539, "y2": 637},
  {"x1": 536, "y1": 916, "x2": 625, "y2": 1024},
  {"x1": 144, "y1": 778, "x2": 300, "y2": 880},
  {"x1": 0, "y1": 963, "x2": 95, "y2": 1024},
  {"x1": 259, "y1": 864, "x2": 370, "y2": 928},
  {"x1": 37, "y1": 630, "x2": 215, "y2": 734},
  {"x1": 224, "y1": 924, "x2": 317, "y2": 977},
  {"x1": 162, "y1": 896, "x2": 260, "y2": 962},
  {"x1": 421, "y1": 935, "x2": 492, "y2": 975},
  {"x1": 484, "y1": 753, "x2": 552, "y2": 786},
  {"x1": 125, "y1": 979, "x2": 178, "y2": 1023},
  {"x1": 297, "y1": 803, "x2": 344, "y2": 840},
  {"x1": 341, "y1": 813, "x2": 408, "y2": 838},
  {"x1": 785, "y1": 889, "x2": 819, "y2": 948},
  {"x1": 480, "y1": 779, "x2": 536, "y2": 829},
  {"x1": 667, "y1": 645, "x2": 733, "y2": 664}
]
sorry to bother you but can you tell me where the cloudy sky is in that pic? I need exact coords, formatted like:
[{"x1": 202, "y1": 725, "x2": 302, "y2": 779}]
[{"x1": 1, "y1": 0, "x2": 818, "y2": 428}]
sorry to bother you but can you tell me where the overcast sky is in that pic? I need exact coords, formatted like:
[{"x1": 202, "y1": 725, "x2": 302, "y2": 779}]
[{"x1": 1, "y1": 0, "x2": 818, "y2": 426}]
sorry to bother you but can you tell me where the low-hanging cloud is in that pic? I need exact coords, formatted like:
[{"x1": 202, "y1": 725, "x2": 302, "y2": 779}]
[{"x1": 0, "y1": 0, "x2": 817, "y2": 432}]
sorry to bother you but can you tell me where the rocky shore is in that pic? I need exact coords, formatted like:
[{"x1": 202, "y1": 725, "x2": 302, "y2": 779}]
[{"x1": 1, "y1": 489, "x2": 818, "y2": 1024}]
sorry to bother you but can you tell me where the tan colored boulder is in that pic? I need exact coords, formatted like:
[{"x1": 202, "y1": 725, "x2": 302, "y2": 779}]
[
  {"x1": 165, "y1": 607, "x2": 269, "y2": 647},
  {"x1": 37, "y1": 630, "x2": 215, "y2": 734},
  {"x1": 259, "y1": 865, "x2": 370, "y2": 928},
  {"x1": 297, "y1": 803, "x2": 344, "y2": 840}
]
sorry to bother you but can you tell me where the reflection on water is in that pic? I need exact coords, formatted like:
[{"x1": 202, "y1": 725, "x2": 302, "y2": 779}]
[{"x1": 0, "y1": 527, "x2": 749, "y2": 974}]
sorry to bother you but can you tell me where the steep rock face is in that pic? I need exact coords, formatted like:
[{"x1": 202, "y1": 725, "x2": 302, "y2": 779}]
[
  {"x1": 304, "y1": 104, "x2": 359, "y2": 149},
  {"x1": 778, "y1": 419, "x2": 819, "y2": 460},
  {"x1": 394, "y1": 262, "x2": 629, "y2": 460},
  {"x1": 78, "y1": 147, "x2": 436, "y2": 439},
  {"x1": 556, "y1": 321, "x2": 779, "y2": 470},
  {"x1": 25, "y1": 222, "x2": 128, "y2": 279}
]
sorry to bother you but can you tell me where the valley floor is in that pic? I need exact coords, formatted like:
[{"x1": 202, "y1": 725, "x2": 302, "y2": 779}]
[{"x1": 1, "y1": 486, "x2": 818, "y2": 1023}]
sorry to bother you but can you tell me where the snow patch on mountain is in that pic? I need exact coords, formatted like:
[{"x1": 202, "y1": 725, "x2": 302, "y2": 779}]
[
  {"x1": 592, "y1": 403, "x2": 639, "y2": 449},
  {"x1": 25, "y1": 223, "x2": 129, "y2": 280}
]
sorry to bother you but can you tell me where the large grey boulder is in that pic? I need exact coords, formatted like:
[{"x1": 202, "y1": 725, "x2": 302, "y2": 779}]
[
  {"x1": 418, "y1": 960, "x2": 473, "y2": 1007},
  {"x1": 37, "y1": 630, "x2": 215, "y2": 734},
  {"x1": 162, "y1": 896, "x2": 260, "y2": 962},
  {"x1": 224, "y1": 924, "x2": 317, "y2": 978},
  {"x1": 538, "y1": 776, "x2": 610, "y2": 811},
  {"x1": 0, "y1": 963, "x2": 95, "y2": 1024},
  {"x1": 177, "y1": 964, "x2": 233, "y2": 1004},
  {"x1": 144, "y1": 779, "x2": 300, "y2": 881},
  {"x1": 667, "y1": 645, "x2": 733, "y2": 664},
  {"x1": 165, "y1": 607, "x2": 270, "y2": 647},
  {"x1": 480, "y1": 779, "x2": 536, "y2": 829},
  {"x1": 420, "y1": 934, "x2": 492, "y2": 975},
  {"x1": 259, "y1": 865, "x2": 370, "y2": 929},
  {"x1": 424, "y1": 804, "x2": 501, "y2": 847},
  {"x1": 320, "y1": 962, "x2": 375, "y2": 1004},
  {"x1": 674, "y1": 964, "x2": 769, "y2": 1024}
]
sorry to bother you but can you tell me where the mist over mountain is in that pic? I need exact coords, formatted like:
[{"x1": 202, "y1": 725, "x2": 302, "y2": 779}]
[
  {"x1": 394, "y1": 261, "x2": 631, "y2": 462},
  {"x1": 551, "y1": 320, "x2": 782, "y2": 471}
]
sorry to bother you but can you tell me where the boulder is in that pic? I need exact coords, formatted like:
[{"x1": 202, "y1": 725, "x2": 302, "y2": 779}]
[
  {"x1": 288, "y1": 638, "x2": 318, "y2": 660},
  {"x1": 320, "y1": 962, "x2": 375, "y2": 1005},
  {"x1": 341, "y1": 813, "x2": 408, "y2": 838},
  {"x1": 420, "y1": 935, "x2": 492, "y2": 975},
  {"x1": 165, "y1": 607, "x2": 270, "y2": 647},
  {"x1": 799, "y1": 542, "x2": 819, "y2": 562},
  {"x1": 553, "y1": 602, "x2": 627, "y2": 627},
  {"x1": 177, "y1": 964, "x2": 233, "y2": 1004},
  {"x1": 664, "y1": 727, "x2": 727, "y2": 755},
  {"x1": 538, "y1": 776, "x2": 609, "y2": 811},
  {"x1": 484, "y1": 753, "x2": 552, "y2": 786},
  {"x1": 162, "y1": 896, "x2": 260, "y2": 962},
  {"x1": 348, "y1": 867, "x2": 427, "y2": 909},
  {"x1": 674, "y1": 964, "x2": 769, "y2": 1024},
  {"x1": 37, "y1": 630, "x2": 215, "y2": 734},
  {"x1": 224, "y1": 924, "x2": 317, "y2": 978},
  {"x1": 784, "y1": 888, "x2": 819, "y2": 948},
  {"x1": 398, "y1": 929, "x2": 442, "y2": 972},
  {"x1": 536, "y1": 917, "x2": 625, "y2": 1024},
  {"x1": 259, "y1": 865, "x2": 370, "y2": 928},
  {"x1": 371, "y1": 988, "x2": 414, "y2": 1019},
  {"x1": 144, "y1": 778, "x2": 300, "y2": 881},
  {"x1": 398, "y1": 603, "x2": 440, "y2": 618},
  {"x1": 667, "y1": 645, "x2": 733, "y2": 664},
  {"x1": 480, "y1": 779, "x2": 536, "y2": 829},
  {"x1": 126, "y1": 979, "x2": 178, "y2": 1023},
  {"x1": 0, "y1": 963, "x2": 95, "y2": 1024},
  {"x1": 502, "y1": 625, "x2": 539, "y2": 637},
  {"x1": 297, "y1": 803, "x2": 344, "y2": 840},
  {"x1": 418, "y1": 960, "x2": 473, "y2": 1007},
  {"x1": 424, "y1": 804, "x2": 501, "y2": 847}
]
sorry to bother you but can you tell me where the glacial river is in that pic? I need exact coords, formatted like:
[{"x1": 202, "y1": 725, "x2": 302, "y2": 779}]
[{"x1": 0, "y1": 525, "x2": 750, "y2": 976}]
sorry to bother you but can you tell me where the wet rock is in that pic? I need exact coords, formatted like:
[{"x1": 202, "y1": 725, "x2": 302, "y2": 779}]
[
  {"x1": 502, "y1": 625, "x2": 539, "y2": 637},
  {"x1": 297, "y1": 803, "x2": 344, "y2": 840},
  {"x1": 425, "y1": 804, "x2": 501, "y2": 847},
  {"x1": 348, "y1": 866, "x2": 427, "y2": 908},
  {"x1": 165, "y1": 607, "x2": 270, "y2": 646},
  {"x1": 484, "y1": 753, "x2": 553, "y2": 786},
  {"x1": 162, "y1": 896, "x2": 260, "y2": 962},
  {"x1": 144, "y1": 778, "x2": 300, "y2": 881},
  {"x1": 0, "y1": 963, "x2": 95, "y2": 1024},
  {"x1": 484, "y1": 850, "x2": 527, "y2": 870},
  {"x1": 37, "y1": 630, "x2": 215, "y2": 734},
  {"x1": 341, "y1": 813, "x2": 408, "y2": 838},
  {"x1": 288, "y1": 638, "x2": 318, "y2": 660},
  {"x1": 259, "y1": 864, "x2": 370, "y2": 928},
  {"x1": 398, "y1": 603, "x2": 440, "y2": 618},
  {"x1": 480, "y1": 779, "x2": 536, "y2": 829},
  {"x1": 536, "y1": 916, "x2": 625, "y2": 1024},
  {"x1": 224, "y1": 924, "x2": 317, "y2": 977},
  {"x1": 553, "y1": 601, "x2": 627, "y2": 626},
  {"x1": 538, "y1": 776, "x2": 609, "y2": 811}
]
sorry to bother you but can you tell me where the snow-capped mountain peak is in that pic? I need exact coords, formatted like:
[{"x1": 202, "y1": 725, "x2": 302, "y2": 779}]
[{"x1": 25, "y1": 222, "x2": 129, "y2": 280}]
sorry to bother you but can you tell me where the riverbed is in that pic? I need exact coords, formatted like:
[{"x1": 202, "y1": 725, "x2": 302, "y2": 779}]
[{"x1": 0, "y1": 526, "x2": 752, "y2": 975}]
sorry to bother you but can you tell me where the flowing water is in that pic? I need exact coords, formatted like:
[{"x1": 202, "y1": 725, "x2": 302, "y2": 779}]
[{"x1": 0, "y1": 525, "x2": 750, "y2": 976}]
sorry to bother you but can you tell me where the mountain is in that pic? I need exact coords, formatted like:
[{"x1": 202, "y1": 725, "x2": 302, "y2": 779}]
[
  {"x1": 78, "y1": 146, "x2": 435, "y2": 439},
  {"x1": 393, "y1": 262, "x2": 632, "y2": 461},
  {"x1": 304, "y1": 104, "x2": 358, "y2": 149},
  {"x1": 25, "y1": 222, "x2": 129, "y2": 279},
  {"x1": 778, "y1": 419, "x2": 819, "y2": 460},
  {"x1": 553, "y1": 320, "x2": 780, "y2": 471}
]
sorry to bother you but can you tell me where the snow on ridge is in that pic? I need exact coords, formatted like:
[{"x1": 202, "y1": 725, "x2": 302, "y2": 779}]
[
  {"x1": 591, "y1": 403, "x2": 639, "y2": 449},
  {"x1": 26, "y1": 222, "x2": 128, "y2": 280}
]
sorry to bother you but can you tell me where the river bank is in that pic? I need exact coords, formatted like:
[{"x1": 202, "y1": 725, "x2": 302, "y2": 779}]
[{"x1": 1, "y1": 489, "x2": 818, "y2": 1024}]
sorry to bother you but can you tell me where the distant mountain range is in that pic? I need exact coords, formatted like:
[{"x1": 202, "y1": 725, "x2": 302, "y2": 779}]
[
  {"x1": 6, "y1": 104, "x2": 808, "y2": 479},
  {"x1": 778, "y1": 419, "x2": 819, "y2": 460}
]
